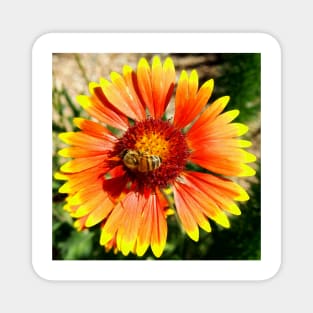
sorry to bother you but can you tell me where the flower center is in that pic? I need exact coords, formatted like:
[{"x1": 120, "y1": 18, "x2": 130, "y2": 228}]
[
  {"x1": 134, "y1": 132, "x2": 170, "y2": 159},
  {"x1": 112, "y1": 119, "x2": 190, "y2": 191}
]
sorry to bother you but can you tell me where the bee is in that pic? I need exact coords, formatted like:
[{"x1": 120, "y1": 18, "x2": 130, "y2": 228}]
[{"x1": 122, "y1": 149, "x2": 162, "y2": 172}]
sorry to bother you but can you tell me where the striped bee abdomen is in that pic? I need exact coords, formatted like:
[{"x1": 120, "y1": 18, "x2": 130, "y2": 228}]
[{"x1": 122, "y1": 150, "x2": 162, "y2": 172}]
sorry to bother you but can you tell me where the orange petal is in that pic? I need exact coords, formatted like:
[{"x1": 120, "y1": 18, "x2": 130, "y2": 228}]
[
  {"x1": 91, "y1": 83, "x2": 130, "y2": 129},
  {"x1": 183, "y1": 177, "x2": 240, "y2": 216},
  {"x1": 85, "y1": 196, "x2": 115, "y2": 227},
  {"x1": 122, "y1": 65, "x2": 146, "y2": 120},
  {"x1": 73, "y1": 118, "x2": 117, "y2": 142},
  {"x1": 58, "y1": 166, "x2": 108, "y2": 194},
  {"x1": 71, "y1": 192, "x2": 108, "y2": 218},
  {"x1": 67, "y1": 181, "x2": 104, "y2": 205},
  {"x1": 58, "y1": 146, "x2": 111, "y2": 158},
  {"x1": 136, "y1": 197, "x2": 153, "y2": 257},
  {"x1": 100, "y1": 77, "x2": 139, "y2": 121},
  {"x1": 137, "y1": 58, "x2": 153, "y2": 116},
  {"x1": 73, "y1": 215, "x2": 88, "y2": 231},
  {"x1": 192, "y1": 146, "x2": 256, "y2": 164},
  {"x1": 150, "y1": 193, "x2": 168, "y2": 258},
  {"x1": 157, "y1": 56, "x2": 176, "y2": 118},
  {"x1": 186, "y1": 171, "x2": 249, "y2": 202},
  {"x1": 60, "y1": 155, "x2": 105, "y2": 173},
  {"x1": 174, "y1": 74, "x2": 214, "y2": 129},
  {"x1": 200, "y1": 123, "x2": 249, "y2": 139},
  {"x1": 189, "y1": 153, "x2": 255, "y2": 177},
  {"x1": 188, "y1": 137, "x2": 252, "y2": 150},
  {"x1": 173, "y1": 70, "x2": 189, "y2": 127},
  {"x1": 151, "y1": 56, "x2": 164, "y2": 118},
  {"x1": 186, "y1": 79, "x2": 214, "y2": 125},
  {"x1": 59, "y1": 132, "x2": 108, "y2": 148},
  {"x1": 187, "y1": 95, "x2": 230, "y2": 139},
  {"x1": 136, "y1": 56, "x2": 175, "y2": 119},
  {"x1": 136, "y1": 192, "x2": 168, "y2": 258},
  {"x1": 172, "y1": 182, "x2": 212, "y2": 239},
  {"x1": 173, "y1": 189, "x2": 199, "y2": 241},
  {"x1": 176, "y1": 174, "x2": 231, "y2": 229},
  {"x1": 163, "y1": 57, "x2": 176, "y2": 90},
  {"x1": 100, "y1": 202, "x2": 124, "y2": 245},
  {"x1": 76, "y1": 94, "x2": 129, "y2": 131},
  {"x1": 116, "y1": 192, "x2": 146, "y2": 256},
  {"x1": 188, "y1": 70, "x2": 199, "y2": 99},
  {"x1": 179, "y1": 171, "x2": 249, "y2": 223},
  {"x1": 215, "y1": 109, "x2": 240, "y2": 124}
]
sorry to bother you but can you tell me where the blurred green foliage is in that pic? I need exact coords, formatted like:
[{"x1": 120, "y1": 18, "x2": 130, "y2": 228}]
[
  {"x1": 52, "y1": 53, "x2": 260, "y2": 260},
  {"x1": 214, "y1": 53, "x2": 261, "y2": 123}
]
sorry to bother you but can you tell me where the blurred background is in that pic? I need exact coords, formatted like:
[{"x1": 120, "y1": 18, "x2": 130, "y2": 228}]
[{"x1": 52, "y1": 53, "x2": 260, "y2": 260}]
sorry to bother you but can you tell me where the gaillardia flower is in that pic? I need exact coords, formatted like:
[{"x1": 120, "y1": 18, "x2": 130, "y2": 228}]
[{"x1": 55, "y1": 56, "x2": 256, "y2": 258}]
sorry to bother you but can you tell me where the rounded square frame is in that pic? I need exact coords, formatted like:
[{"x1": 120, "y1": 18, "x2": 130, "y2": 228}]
[{"x1": 32, "y1": 33, "x2": 281, "y2": 281}]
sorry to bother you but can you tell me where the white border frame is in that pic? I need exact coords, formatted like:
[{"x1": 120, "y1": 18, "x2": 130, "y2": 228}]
[{"x1": 32, "y1": 33, "x2": 281, "y2": 281}]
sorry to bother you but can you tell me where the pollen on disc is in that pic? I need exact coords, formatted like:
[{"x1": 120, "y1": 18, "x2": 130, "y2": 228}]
[{"x1": 111, "y1": 118, "x2": 190, "y2": 190}]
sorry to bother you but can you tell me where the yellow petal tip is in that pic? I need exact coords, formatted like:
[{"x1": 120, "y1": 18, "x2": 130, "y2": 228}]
[
  {"x1": 200, "y1": 221, "x2": 212, "y2": 233},
  {"x1": 136, "y1": 244, "x2": 149, "y2": 257},
  {"x1": 123, "y1": 65, "x2": 133, "y2": 75},
  {"x1": 54, "y1": 172, "x2": 67, "y2": 180},
  {"x1": 138, "y1": 57, "x2": 150, "y2": 70},
  {"x1": 152, "y1": 55, "x2": 161, "y2": 67},
  {"x1": 203, "y1": 78, "x2": 214, "y2": 90},
  {"x1": 110, "y1": 71, "x2": 122, "y2": 82},
  {"x1": 99, "y1": 78, "x2": 111, "y2": 89},
  {"x1": 234, "y1": 123, "x2": 249, "y2": 136},
  {"x1": 163, "y1": 57, "x2": 175, "y2": 71},
  {"x1": 227, "y1": 204, "x2": 242, "y2": 216},
  {"x1": 100, "y1": 231, "x2": 113, "y2": 246},
  {"x1": 151, "y1": 244, "x2": 165, "y2": 258},
  {"x1": 189, "y1": 69, "x2": 198, "y2": 83},
  {"x1": 88, "y1": 82, "x2": 99, "y2": 94},
  {"x1": 213, "y1": 213, "x2": 230, "y2": 228},
  {"x1": 187, "y1": 228, "x2": 199, "y2": 242},
  {"x1": 179, "y1": 70, "x2": 188, "y2": 82},
  {"x1": 76, "y1": 95, "x2": 91, "y2": 108},
  {"x1": 238, "y1": 139, "x2": 252, "y2": 148},
  {"x1": 239, "y1": 164, "x2": 256, "y2": 177},
  {"x1": 234, "y1": 188, "x2": 250, "y2": 201}
]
